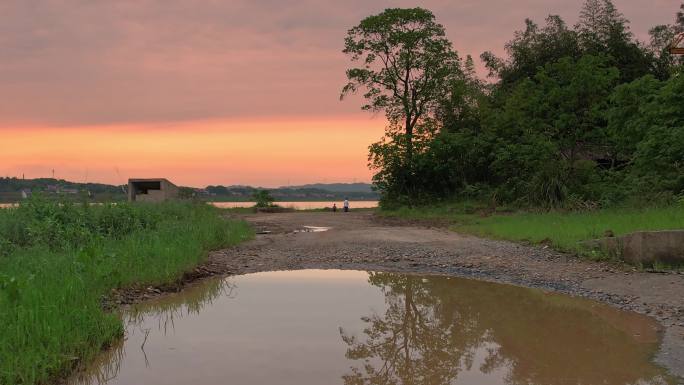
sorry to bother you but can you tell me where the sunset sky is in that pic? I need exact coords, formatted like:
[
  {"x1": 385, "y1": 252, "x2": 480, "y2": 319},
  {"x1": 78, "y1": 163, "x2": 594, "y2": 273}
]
[{"x1": 0, "y1": 0, "x2": 679, "y2": 187}]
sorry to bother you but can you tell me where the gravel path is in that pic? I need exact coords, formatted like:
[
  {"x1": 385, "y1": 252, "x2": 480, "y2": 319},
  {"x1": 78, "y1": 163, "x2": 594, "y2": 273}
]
[{"x1": 118, "y1": 210, "x2": 684, "y2": 379}]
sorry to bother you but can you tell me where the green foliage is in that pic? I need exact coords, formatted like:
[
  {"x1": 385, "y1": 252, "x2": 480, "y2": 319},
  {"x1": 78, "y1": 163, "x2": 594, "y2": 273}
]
[
  {"x1": 488, "y1": 55, "x2": 619, "y2": 206},
  {"x1": 341, "y1": 7, "x2": 459, "y2": 121},
  {"x1": 342, "y1": 7, "x2": 464, "y2": 198},
  {"x1": 0, "y1": 199, "x2": 252, "y2": 384},
  {"x1": 630, "y1": 74, "x2": 684, "y2": 193},
  {"x1": 458, "y1": 206, "x2": 684, "y2": 257},
  {"x1": 606, "y1": 75, "x2": 663, "y2": 159},
  {"x1": 252, "y1": 189, "x2": 275, "y2": 208},
  {"x1": 481, "y1": 15, "x2": 581, "y2": 87},
  {"x1": 356, "y1": 2, "x2": 684, "y2": 208},
  {"x1": 575, "y1": 0, "x2": 652, "y2": 82},
  {"x1": 648, "y1": 25, "x2": 683, "y2": 78},
  {"x1": 605, "y1": 73, "x2": 684, "y2": 195}
]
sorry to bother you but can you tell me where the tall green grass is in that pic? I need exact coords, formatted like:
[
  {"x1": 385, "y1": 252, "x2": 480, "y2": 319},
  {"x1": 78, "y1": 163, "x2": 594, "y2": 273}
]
[
  {"x1": 458, "y1": 206, "x2": 684, "y2": 253},
  {"x1": 0, "y1": 198, "x2": 252, "y2": 385},
  {"x1": 381, "y1": 203, "x2": 684, "y2": 256}
]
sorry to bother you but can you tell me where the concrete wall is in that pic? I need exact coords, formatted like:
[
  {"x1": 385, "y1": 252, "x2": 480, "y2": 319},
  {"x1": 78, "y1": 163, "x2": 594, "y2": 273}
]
[
  {"x1": 621, "y1": 231, "x2": 684, "y2": 264},
  {"x1": 159, "y1": 179, "x2": 179, "y2": 200},
  {"x1": 583, "y1": 230, "x2": 684, "y2": 264}
]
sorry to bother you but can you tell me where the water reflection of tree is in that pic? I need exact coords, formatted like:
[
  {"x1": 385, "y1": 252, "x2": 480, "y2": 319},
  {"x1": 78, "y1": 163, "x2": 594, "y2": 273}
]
[
  {"x1": 125, "y1": 278, "x2": 236, "y2": 330},
  {"x1": 340, "y1": 273, "x2": 483, "y2": 385},
  {"x1": 340, "y1": 272, "x2": 674, "y2": 385}
]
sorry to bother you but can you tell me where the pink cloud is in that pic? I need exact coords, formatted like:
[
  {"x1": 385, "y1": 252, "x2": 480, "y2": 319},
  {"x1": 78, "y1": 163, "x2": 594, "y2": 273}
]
[{"x1": 0, "y1": 0, "x2": 678, "y2": 127}]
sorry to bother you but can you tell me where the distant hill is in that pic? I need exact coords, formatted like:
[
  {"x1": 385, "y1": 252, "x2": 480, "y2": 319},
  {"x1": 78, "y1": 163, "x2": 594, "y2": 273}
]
[{"x1": 286, "y1": 183, "x2": 375, "y2": 193}]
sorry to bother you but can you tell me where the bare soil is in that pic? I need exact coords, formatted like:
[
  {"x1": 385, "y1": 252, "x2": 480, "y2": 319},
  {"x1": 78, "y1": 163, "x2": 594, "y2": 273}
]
[{"x1": 115, "y1": 210, "x2": 684, "y2": 379}]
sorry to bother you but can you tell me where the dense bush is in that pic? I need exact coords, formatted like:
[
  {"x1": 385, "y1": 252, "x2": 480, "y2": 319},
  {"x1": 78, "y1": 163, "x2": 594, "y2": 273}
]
[
  {"x1": 0, "y1": 198, "x2": 162, "y2": 256},
  {"x1": 252, "y1": 189, "x2": 276, "y2": 208}
]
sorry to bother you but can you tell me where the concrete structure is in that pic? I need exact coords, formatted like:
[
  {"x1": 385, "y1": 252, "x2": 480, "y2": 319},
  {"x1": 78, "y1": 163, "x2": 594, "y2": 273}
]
[
  {"x1": 128, "y1": 178, "x2": 179, "y2": 202},
  {"x1": 583, "y1": 230, "x2": 684, "y2": 265}
]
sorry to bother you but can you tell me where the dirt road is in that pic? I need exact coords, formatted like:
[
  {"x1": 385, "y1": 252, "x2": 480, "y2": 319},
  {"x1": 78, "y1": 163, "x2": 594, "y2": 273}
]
[{"x1": 122, "y1": 210, "x2": 684, "y2": 377}]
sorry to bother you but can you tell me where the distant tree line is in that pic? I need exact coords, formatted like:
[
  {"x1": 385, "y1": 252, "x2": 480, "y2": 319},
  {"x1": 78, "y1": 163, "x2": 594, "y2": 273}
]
[
  {"x1": 0, "y1": 177, "x2": 124, "y2": 194},
  {"x1": 343, "y1": 1, "x2": 684, "y2": 208},
  {"x1": 0, "y1": 178, "x2": 379, "y2": 203},
  {"x1": 0, "y1": 177, "x2": 125, "y2": 201},
  {"x1": 204, "y1": 185, "x2": 379, "y2": 201}
]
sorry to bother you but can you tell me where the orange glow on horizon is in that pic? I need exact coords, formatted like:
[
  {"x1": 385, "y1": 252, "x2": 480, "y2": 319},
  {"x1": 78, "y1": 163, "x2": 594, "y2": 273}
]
[{"x1": 0, "y1": 117, "x2": 386, "y2": 187}]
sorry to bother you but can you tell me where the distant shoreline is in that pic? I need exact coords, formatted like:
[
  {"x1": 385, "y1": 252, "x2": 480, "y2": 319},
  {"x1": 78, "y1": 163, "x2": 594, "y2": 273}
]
[
  {"x1": 205, "y1": 198, "x2": 379, "y2": 203},
  {"x1": 0, "y1": 198, "x2": 379, "y2": 204}
]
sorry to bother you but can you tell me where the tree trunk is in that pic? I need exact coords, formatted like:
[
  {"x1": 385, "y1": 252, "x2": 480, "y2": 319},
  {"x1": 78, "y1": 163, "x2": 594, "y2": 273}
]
[{"x1": 405, "y1": 117, "x2": 414, "y2": 166}]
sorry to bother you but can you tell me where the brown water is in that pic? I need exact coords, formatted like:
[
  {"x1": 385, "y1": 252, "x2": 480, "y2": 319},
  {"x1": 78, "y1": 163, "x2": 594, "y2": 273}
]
[
  {"x1": 210, "y1": 201, "x2": 378, "y2": 209},
  {"x1": 68, "y1": 270, "x2": 676, "y2": 385}
]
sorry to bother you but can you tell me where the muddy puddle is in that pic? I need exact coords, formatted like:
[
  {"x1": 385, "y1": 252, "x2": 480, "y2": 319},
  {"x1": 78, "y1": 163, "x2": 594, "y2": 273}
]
[{"x1": 69, "y1": 270, "x2": 677, "y2": 385}]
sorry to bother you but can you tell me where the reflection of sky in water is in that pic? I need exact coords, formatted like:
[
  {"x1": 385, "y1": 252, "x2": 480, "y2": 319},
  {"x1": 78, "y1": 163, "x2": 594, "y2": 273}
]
[{"x1": 69, "y1": 270, "x2": 676, "y2": 385}]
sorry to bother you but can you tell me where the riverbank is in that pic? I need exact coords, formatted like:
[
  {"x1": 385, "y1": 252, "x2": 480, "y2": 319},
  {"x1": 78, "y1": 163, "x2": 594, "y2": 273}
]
[
  {"x1": 121, "y1": 211, "x2": 682, "y2": 379},
  {"x1": 378, "y1": 204, "x2": 684, "y2": 264},
  {"x1": 0, "y1": 200, "x2": 252, "y2": 385}
]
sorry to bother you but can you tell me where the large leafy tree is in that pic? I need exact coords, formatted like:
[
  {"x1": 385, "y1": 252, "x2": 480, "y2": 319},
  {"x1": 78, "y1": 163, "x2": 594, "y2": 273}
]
[
  {"x1": 435, "y1": 55, "x2": 484, "y2": 134},
  {"x1": 342, "y1": 8, "x2": 462, "y2": 200},
  {"x1": 482, "y1": 0, "x2": 653, "y2": 86},
  {"x1": 481, "y1": 15, "x2": 581, "y2": 87}
]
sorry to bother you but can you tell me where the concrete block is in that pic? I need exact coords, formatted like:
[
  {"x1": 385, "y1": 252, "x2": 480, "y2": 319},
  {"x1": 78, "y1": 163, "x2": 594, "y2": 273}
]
[
  {"x1": 128, "y1": 178, "x2": 179, "y2": 202},
  {"x1": 583, "y1": 230, "x2": 684, "y2": 264},
  {"x1": 621, "y1": 230, "x2": 684, "y2": 264}
]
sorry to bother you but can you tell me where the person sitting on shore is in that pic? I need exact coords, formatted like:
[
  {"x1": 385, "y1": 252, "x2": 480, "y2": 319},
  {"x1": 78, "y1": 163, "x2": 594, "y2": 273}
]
[{"x1": 343, "y1": 198, "x2": 349, "y2": 212}]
